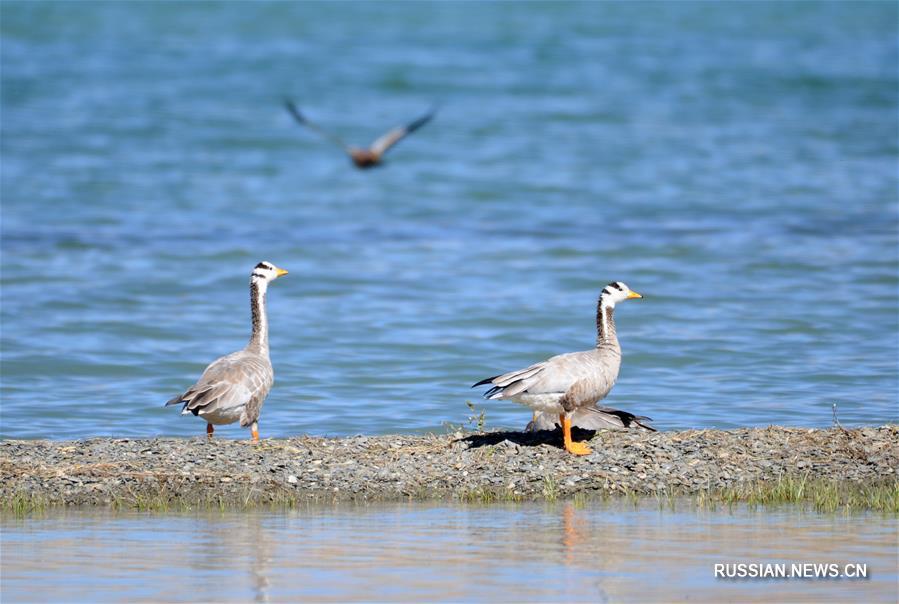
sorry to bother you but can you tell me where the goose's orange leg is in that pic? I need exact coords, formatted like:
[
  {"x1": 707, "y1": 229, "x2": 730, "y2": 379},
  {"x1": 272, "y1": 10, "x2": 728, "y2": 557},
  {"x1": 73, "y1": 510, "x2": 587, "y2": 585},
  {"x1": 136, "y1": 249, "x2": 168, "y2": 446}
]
[
  {"x1": 560, "y1": 414, "x2": 592, "y2": 456},
  {"x1": 206, "y1": 423, "x2": 214, "y2": 439},
  {"x1": 251, "y1": 421, "x2": 259, "y2": 443}
]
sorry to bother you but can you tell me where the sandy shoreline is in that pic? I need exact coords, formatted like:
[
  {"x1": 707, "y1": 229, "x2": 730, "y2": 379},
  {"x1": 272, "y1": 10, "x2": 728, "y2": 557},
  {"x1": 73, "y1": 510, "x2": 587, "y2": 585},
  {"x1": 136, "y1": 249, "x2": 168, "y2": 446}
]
[{"x1": 2, "y1": 426, "x2": 896, "y2": 510}]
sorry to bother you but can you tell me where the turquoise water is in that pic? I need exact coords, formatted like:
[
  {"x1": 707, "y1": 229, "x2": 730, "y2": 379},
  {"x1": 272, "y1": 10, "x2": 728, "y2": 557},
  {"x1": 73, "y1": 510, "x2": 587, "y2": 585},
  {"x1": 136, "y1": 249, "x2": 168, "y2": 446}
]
[
  {"x1": 2, "y1": 503, "x2": 897, "y2": 602},
  {"x1": 1, "y1": 2, "x2": 897, "y2": 439}
]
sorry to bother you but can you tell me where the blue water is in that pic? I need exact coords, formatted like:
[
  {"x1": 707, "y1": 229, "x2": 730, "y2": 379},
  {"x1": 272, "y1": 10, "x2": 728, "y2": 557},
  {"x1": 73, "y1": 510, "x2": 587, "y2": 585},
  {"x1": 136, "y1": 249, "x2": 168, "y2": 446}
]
[
  {"x1": 2, "y1": 503, "x2": 897, "y2": 603},
  {"x1": 1, "y1": 2, "x2": 897, "y2": 440}
]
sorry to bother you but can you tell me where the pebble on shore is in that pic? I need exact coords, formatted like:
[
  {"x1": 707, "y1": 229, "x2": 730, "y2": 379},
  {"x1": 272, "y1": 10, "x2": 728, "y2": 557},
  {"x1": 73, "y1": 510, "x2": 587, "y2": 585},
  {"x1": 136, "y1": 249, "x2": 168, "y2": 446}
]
[{"x1": 1, "y1": 426, "x2": 896, "y2": 508}]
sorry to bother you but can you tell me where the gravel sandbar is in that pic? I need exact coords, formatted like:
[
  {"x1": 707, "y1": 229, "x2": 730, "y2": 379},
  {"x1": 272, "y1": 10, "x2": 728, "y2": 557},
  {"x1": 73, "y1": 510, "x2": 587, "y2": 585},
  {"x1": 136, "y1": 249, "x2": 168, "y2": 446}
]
[{"x1": 2, "y1": 426, "x2": 895, "y2": 508}]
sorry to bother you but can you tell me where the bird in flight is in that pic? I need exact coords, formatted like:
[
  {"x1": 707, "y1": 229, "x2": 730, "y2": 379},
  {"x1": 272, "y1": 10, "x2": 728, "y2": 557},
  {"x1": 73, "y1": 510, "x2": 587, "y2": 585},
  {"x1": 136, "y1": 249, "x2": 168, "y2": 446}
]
[{"x1": 284, "y1": 99, "x2": 435, "y2": 169}]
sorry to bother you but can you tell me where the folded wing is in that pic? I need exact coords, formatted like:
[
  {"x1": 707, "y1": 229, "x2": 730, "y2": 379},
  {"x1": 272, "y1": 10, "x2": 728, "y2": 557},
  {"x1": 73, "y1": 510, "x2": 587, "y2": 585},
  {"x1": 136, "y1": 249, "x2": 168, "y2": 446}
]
[
  {"x1": 166, "y1": 352, "x2": 272, "y2": 426},
  {"x1": 472, "y1": 361, "x2": 548, "y2": 399}
]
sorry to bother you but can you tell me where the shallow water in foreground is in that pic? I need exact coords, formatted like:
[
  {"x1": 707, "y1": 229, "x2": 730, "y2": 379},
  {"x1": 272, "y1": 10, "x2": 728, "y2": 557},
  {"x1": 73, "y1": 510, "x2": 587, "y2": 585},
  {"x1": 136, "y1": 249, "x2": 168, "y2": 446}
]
[{"x1": 2, "y1": 502, "x2": 896, "y2": 603}]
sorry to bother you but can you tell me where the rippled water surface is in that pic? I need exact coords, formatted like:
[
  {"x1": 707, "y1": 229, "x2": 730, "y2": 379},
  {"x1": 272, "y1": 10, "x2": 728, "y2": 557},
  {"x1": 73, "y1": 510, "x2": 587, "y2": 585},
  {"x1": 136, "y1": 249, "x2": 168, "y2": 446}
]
[
  {"x1": 2, "y1": 3, "x2": 897, "y2": 439},
  {"x1": 2, "y1": 503, "x2": 897, "y2": 603}
]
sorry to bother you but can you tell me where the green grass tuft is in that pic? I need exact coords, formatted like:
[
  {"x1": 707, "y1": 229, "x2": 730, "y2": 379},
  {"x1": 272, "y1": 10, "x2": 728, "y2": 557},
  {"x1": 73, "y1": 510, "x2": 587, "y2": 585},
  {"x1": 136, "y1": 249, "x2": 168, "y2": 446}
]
[
  {"x1": 701, "y1": 475, "x2": 898, "y2": 514},
  {"x1": 3, "y1": 475, "x2": 895, "y2": 514},
  {"x1": 2, "y1": 492, "x2": 48, "y2": 518},
  {"x1": 542, "y1": 475, "x2": 559, "y2": 502}
]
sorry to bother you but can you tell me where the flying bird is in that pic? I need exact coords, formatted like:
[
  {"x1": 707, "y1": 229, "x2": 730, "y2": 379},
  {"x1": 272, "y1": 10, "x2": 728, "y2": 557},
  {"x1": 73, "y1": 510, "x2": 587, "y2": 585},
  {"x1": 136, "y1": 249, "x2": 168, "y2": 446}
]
[
  {"x1": 284, "y1": 99, "x2": 435, "y2": 169},
  {"x1": 166, "y1": 261, "x2": 288, "y2": 442},
  {"x1": 474, "y1": 282, "x2": 645, "y2": 455}
]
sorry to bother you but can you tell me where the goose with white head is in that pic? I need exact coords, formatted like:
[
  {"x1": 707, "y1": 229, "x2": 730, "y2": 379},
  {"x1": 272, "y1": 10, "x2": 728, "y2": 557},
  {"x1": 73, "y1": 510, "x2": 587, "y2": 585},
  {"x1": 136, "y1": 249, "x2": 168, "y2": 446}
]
[
  {"x1": 166, "y1": 261, "x2": 288, "y2": 442},
  {"x1": 473, "y1": 282, "x2": 645, "y2": 455}
]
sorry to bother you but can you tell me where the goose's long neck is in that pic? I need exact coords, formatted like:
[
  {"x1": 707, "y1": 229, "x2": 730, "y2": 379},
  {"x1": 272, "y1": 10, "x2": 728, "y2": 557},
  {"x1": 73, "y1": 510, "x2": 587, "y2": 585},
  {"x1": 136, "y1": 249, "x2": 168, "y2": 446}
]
[
  {"x1": 595, "y1": 300, "x2": 619, "y2": 349},
  {"x1": 248, "y1": 279, "x2": 269, "y2": 352}
]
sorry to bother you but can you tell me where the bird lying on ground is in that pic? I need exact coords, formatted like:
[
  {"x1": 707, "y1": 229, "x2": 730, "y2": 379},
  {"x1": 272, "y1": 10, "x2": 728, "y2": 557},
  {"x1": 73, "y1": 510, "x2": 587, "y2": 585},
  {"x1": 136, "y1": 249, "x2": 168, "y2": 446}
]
[{"x1": 526, "y1": 405, "x2": 654, "y2": 432}]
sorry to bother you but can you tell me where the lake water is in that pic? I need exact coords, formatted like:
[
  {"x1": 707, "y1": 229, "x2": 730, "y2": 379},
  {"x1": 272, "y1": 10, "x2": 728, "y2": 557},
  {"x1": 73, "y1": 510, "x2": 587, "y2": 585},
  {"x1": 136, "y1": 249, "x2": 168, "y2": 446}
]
[
  {"x1": 1, "y1": 4, "x2": 896, "y2": 439},
  {"x1": 2, "y1": 502, "x2": 897, "y2": 602}
]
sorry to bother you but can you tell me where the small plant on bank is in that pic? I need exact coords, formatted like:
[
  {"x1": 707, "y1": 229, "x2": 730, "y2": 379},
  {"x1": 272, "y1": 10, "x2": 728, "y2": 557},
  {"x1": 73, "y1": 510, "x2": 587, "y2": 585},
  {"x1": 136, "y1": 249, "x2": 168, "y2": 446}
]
[
  {"x1": 465, "y1": 400, "x2": 487, "y2": 432},
  {"x1": 542, "y1": 475, "x2": 559, "y2": 502}
]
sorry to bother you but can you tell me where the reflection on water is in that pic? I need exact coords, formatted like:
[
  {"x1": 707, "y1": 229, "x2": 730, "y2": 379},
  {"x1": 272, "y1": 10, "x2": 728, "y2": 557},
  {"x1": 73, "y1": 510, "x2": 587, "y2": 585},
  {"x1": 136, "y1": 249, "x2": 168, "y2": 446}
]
[{"x1": 2, "y1": 503, "x2": 896, "y2": 603}]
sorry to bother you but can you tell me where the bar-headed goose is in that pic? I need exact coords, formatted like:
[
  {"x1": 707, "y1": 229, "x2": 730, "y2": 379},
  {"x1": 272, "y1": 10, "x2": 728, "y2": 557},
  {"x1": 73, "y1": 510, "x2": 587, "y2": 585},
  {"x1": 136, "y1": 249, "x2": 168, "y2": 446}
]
[
  {"x1": 166, "y1": 261, "x2": 288, "y2": 441},
  {"x1": 474, "y1": 282, "x2": 644, "y2": 455}
]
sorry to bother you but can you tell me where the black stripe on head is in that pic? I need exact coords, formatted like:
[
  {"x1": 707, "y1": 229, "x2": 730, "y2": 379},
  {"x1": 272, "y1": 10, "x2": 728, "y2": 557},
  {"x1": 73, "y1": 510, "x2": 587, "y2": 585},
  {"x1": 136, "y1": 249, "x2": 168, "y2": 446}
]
[
  {"x1": 601, "y1": 286, "x2": 613, "y2": 297},
  {"x1": 607, "y1": 282, "x2": 623, "y2": 291},
  {"x1": 251, "y1": 271, "x2": 267, "y2": 279},
  {"x1": 255, "y1": 262, "x2": 273, "y2": 270}
]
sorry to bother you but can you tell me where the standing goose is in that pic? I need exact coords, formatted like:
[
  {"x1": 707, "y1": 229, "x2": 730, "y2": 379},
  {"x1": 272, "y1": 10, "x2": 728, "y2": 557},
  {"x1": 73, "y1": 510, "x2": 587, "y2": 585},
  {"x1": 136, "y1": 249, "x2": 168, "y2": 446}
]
[
  {"x1": 473, "y1": 282, "x2": 644, "y2": 455},
  {"x1": 166, "y1": 261, "x2": 288, "y2": 441},
  {"x1": 284, "y1": 99, "x2": 435, "y2": 169}
]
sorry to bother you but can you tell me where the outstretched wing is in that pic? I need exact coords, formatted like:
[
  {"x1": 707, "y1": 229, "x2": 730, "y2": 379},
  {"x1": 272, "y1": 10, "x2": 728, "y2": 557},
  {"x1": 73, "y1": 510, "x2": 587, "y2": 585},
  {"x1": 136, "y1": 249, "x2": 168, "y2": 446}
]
[
  {"x1": 284, "y1": 99, "x2": 353, "y2": 153},
  {"x1": 368, "y1": 107, "x2": 436, "y2": 157}
]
